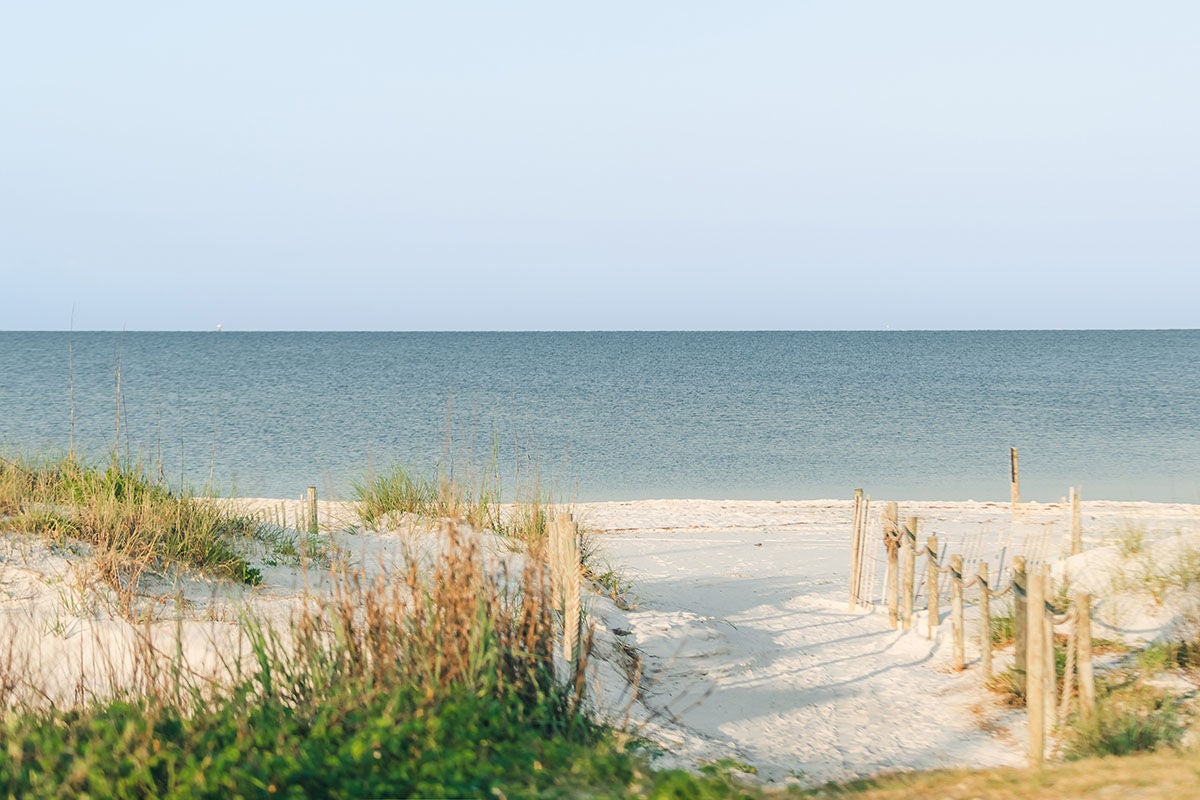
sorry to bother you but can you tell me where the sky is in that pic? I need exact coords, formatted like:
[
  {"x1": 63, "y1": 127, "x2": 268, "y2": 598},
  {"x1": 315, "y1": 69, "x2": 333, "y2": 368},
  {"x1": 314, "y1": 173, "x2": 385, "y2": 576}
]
[{"x1": 1, "y1": 2, "x2": 1197, "y2": 331}]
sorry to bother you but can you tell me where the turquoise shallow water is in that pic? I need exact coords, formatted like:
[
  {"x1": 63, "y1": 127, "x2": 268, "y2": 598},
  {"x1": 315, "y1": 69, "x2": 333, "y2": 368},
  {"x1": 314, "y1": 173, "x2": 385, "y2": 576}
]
[{"x1": 0, "y1": 331, "x2": 1197, "y2": 502}]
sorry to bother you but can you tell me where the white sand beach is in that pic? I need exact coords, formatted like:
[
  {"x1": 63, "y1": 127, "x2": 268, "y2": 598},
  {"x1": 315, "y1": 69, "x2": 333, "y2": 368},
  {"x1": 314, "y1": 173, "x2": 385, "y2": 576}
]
[{"x1": 2, "y1": 496, "x2": 1198, "y2": 787}]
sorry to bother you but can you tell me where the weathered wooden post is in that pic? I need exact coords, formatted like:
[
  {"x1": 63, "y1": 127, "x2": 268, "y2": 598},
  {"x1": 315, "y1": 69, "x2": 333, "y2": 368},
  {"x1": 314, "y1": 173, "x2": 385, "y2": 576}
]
[
  {"x1": 979, "y1": 561, "x2": 993, "y2": 682},
  {"x1": 1077, "y1": 591, "x2": 1096, "y2": 718},
  {"x1": 857, "y1": 495, "x2": 870, "y2": 604},
  {"x1": 1010, "y1": 447, "x2": 1020, "y2": 511},
  {"x1": 883, "y1": 502, "x2": 900, "y2": 628},
  {"x1": 1070, "y1": 487, "x2": 1083, "y2": 556},
  {"x1": 951, "y1": 554, "x2": 965, "y2": 670},
  {"x1": 1042, "y1": 564, "x2": 1057, "y2": 730},
  {"x1": 1013, "y1": 556, "x2": 1028, "y2": 696},
  {"x1": 849, "y1": 489, "x2": 864, "y2": 611},
  {"x1": 927, "y1": 534, "x2": 940, "y2": 640},
  {"x1": 307, "y1": 486, "x2": 319, "y2": 535},
  {"x1": 1026, "y1": 562, "x2": 1046, "y2": 766},
  {"x1": 550, "y1": 513, "x2": 584, "y2": 669},
  {"x1": 902, "y1": 516, "x2": 918, "y2": 630}
]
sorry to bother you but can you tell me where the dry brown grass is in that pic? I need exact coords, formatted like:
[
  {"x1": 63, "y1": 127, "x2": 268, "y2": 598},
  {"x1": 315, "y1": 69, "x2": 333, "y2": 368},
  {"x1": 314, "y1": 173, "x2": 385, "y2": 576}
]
[{"x1": 803, "y1": 749, "x2": 1200, "y2": 799}]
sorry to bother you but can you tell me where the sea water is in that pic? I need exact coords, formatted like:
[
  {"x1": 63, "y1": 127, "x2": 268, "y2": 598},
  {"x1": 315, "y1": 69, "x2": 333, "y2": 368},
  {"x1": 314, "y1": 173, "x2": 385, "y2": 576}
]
[{"x1": 0, "y1": 331, "x2": 1196, "y2": 503}]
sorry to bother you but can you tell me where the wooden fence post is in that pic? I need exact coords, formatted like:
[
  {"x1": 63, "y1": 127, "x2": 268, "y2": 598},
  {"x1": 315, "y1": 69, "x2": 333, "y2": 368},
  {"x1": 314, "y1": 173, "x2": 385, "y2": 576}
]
[
  {"x1": 884, "y1": 502, "x2": 900, "y2": 628},
  {"x1": 307, "y1": 486, "x2": 319, "y2": 535},
  {"x1": 1042, "y1": 564, "x2": 1057, "y2": 730},
  {"x1": 848, "y1": 490, "x2": 862, "y2": 610},
  {"x1": 1070, "y1": 487, "x2": 1083, "y2": 556},
  {"x1": 979, "y1": 561, "x2": 992, "y2": 682},
  {"x1": 1026, "y1": 562, "x2": 1045, "y2": 766},
  {"x1": 1077, "y1": 591, "x2": 1096, "y2": 718},
  {"x1": 1013, "y1": 556, "x2": 1028, "y2": 696},
  {"x1": 903, "y1": 517, "x2": 918, "y2": 630},
  {"x1": 927, "y1": 534, "x2": 940, "y2": 640},
  {"x1": 951, "y1": 554, "x2": 965, "y2": 670},
  {"x1": 1010, "y1": 447, "x2": 1020, "y2": 511}
]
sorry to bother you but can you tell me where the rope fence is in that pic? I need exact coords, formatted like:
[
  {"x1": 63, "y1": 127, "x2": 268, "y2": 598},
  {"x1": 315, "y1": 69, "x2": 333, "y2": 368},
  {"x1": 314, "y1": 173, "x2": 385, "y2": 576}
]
[{"x1": 846, "y1": 484, "x2": 1094, "y2": 766}]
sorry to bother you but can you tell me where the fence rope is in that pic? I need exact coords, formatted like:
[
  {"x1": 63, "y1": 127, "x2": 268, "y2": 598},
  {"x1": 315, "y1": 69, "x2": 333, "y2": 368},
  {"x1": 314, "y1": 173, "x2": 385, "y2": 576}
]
[{"x1": 982, "y1": 581, "x2": 1014, "y2": 598}]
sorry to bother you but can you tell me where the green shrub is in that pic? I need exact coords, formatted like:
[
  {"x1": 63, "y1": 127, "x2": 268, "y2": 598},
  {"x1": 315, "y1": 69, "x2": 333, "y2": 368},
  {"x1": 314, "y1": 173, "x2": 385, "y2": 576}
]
[{"x1": 1062, "y1": 683, "x2": 1185, "y2": 759}]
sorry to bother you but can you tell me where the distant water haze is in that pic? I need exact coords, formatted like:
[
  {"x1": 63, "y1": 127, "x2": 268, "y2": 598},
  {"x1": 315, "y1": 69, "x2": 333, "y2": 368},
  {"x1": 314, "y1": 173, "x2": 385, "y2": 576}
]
[{"x1": 0, "y1": 331, "x2": 1196, "y2": 503}]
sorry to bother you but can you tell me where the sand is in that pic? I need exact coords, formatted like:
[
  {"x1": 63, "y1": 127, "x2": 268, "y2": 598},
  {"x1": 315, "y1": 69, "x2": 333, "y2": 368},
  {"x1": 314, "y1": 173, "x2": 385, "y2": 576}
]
[{"x1": 2, "y1": 496, "x2": 1198, "y2": 787}]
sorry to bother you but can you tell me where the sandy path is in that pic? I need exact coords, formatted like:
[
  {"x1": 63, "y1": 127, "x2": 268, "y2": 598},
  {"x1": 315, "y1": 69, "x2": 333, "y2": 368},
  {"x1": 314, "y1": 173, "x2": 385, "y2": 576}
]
[
  {"x1": 579, "y1": 499, "x2": 1200, "y2": 785},
  {"x1": 590, "y1": 527, "x2": 1022, "y2": 784}
]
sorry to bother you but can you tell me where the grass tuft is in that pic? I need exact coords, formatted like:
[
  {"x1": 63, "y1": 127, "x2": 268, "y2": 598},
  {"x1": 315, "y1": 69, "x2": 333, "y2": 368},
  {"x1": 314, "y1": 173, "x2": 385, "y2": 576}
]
[
  {"x1": 0, "y1": 455, "x2": 260, "y2": 585},
  {"x1": 1062, "y1": 682, "x2": 1186, "y2": 759},
  {"x1": 350, "y1": 464, "x2": 497, "y2": 532}
]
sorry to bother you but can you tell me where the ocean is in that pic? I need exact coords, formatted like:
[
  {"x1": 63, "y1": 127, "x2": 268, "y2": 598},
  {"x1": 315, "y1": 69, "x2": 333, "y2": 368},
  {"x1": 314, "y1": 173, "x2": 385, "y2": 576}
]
[{"x1": 0, "y1": 331, "x2": 1196, "y2": 503}]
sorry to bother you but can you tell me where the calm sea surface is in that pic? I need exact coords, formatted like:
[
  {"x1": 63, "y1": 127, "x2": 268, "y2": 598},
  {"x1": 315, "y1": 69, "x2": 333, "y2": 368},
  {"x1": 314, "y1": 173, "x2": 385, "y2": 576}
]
[{"x1": 0, "y1": 331, "x2": 1197, "y2": 503}]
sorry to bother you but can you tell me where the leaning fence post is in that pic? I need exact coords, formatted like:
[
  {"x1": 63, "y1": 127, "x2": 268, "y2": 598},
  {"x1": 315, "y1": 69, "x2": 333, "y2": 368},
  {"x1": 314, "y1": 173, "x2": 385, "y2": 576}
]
[
  {"x1": 1077, "y1": 591, "x2": 1096, "y2": 718},
  {"x1": 979, "y1": 561, "x2": 992, "y2": 682},
  {"x1": 1026, "y1": 562, "x2": 1045, "y2": 766},
  {"x1": 950, "y1": 554, "x2": 965, "y2": 669},
  {"x1": 307, "y1": 486, "x2": 319, "y2": 535},
  {"x1": 926, "y1": 534, "x2": 940, "y2": 640},
  {"x1": 903, "y1": 516, "x2": 918, "y2": 630},
  {"x1": 1013, "y1": 556, "x2": 1028, "y2": 696},
  {"x1": 849, "y1": 489, "x2": 864, "y2": 611},
  {"x1": 883, "y1": 502, "x2": 900, "y2": 628},
  {"x1": 1041, "y1": 564, "x2": 1057, "y2": 731}
]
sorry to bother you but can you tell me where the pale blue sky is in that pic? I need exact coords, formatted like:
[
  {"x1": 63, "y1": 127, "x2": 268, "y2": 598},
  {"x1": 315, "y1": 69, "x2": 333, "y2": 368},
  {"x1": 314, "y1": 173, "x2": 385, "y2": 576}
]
[{"x1": 2, "y1": 3, "x2": 1197, "y2": 330}]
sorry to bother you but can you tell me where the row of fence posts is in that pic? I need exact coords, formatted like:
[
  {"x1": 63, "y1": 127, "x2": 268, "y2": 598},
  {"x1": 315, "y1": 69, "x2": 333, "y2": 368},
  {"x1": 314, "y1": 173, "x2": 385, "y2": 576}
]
[
  {"x1": 256, "y1": 486, "x2": 322, "y2": 535},
  {"x1": 850, "y1": 483, "x2": 1095, "y2": 764}
]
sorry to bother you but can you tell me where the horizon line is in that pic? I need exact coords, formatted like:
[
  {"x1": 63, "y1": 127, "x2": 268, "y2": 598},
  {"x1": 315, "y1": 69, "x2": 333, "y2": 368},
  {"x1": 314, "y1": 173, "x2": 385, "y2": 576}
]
[{"x1": 2, "y1": 327, "x2": 1198, "y2": 334}]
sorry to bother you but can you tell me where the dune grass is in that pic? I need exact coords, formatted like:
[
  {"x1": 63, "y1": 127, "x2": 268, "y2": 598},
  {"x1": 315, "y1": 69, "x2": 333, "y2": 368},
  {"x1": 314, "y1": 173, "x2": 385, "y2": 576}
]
[
  {"x1": 350, "y1": 463, "x2": 498, "y2": 533},
  {"x1": 0, "y1": 520, "x2": 760, "y2": 799},
  {"x1": 0, "y1": 454, "x2": 261, "y2": 585}
]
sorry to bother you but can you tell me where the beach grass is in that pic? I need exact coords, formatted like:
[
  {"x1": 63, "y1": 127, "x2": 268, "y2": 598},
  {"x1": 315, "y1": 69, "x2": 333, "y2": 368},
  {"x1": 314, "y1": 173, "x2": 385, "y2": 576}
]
[
  {"x1": 0, "y1": 516, "x2": 762, "y2": 799},
  {"x1": 350, "y1": 462, "x2": 498, "y2": 533},
  {"x1": 0, "y1": 448, "x2": 739, "y2": 797},
  {"x1": 0, "y1": 454, "x2": 261, "y2": 586}
]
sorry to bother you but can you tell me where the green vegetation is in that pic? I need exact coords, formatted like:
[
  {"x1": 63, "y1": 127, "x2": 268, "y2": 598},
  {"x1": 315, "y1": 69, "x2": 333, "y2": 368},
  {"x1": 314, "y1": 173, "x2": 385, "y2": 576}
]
[
  {"x1": 0, "y1": 455, "x2": 260, "y2": 585},
  {"x1": 990, "y1": 604, "x2": 1016, "y2": 647},
  {"x1": 1062, "y1": 683, "x2": 1186, "y2": 759},
  {"x1": 251, "y1": 522, "x2": 331, "y2": 567},
  {"x1": 350, "y1": 463, "x2": 497, "y2": 532},
  {"x1": 0, "y1": 516, "x2": 761, "y2": 799},
  {"x1": 0, "y1": 452, "x2": 737, "y2": 797}
]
